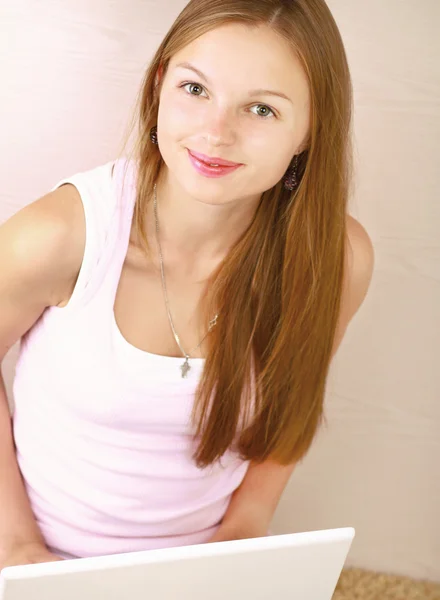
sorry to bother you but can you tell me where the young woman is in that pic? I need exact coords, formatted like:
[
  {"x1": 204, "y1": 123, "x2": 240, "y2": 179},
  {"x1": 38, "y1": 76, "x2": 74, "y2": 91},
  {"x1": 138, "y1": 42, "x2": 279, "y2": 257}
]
[{"x1": 0, "y1": 0, "x2": 374, "y2": 567}]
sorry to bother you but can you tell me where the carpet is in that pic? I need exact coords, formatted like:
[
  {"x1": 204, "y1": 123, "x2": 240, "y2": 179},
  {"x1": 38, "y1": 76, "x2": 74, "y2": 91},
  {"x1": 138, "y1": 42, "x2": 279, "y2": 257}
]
[{"x1": 333, "y1": 567, "x2": 440, "y2": 600}]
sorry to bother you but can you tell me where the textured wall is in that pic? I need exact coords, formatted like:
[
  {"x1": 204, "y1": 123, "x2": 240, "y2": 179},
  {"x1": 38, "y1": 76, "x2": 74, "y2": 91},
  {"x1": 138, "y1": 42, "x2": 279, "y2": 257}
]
[{"x1": 0, "y1": 0, "x2": 438, "y2": 582}]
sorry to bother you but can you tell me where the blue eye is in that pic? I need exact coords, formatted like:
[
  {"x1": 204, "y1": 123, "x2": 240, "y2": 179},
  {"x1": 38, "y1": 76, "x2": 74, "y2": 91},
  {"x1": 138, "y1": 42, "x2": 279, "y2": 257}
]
[{"x1": 179, "y1": 82, "x2": 277, "y2": 120}]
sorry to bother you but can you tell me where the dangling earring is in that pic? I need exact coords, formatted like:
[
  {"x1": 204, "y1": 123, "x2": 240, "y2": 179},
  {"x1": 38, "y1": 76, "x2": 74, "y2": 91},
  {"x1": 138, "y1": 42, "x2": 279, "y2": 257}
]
[
  {"x1": 283, "y1": 153, "x2": 300, "y2": 191},
  {"x1": 150, "y1": 125, "x2": 158, "y2": 145}
]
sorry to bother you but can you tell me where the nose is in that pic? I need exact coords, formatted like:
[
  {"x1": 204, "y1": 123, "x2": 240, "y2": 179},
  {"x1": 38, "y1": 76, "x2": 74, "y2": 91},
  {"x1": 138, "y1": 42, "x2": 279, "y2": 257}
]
[{"x1": 203, "y1": 109, "x2": 237, "y2": 147}]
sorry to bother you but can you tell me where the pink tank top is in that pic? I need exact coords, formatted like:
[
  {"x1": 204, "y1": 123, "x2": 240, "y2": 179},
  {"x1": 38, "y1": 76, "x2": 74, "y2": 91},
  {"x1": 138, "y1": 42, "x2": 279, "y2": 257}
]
[{"x1": 12, "y1": 157, "x2": 250, "y2": 559}]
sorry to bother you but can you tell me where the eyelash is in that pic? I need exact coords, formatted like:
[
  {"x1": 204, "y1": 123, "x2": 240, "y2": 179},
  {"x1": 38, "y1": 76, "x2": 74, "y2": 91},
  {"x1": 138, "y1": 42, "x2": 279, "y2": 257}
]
[{"x1": 178, "y1": 82, "x2": 277, "y2": 119}]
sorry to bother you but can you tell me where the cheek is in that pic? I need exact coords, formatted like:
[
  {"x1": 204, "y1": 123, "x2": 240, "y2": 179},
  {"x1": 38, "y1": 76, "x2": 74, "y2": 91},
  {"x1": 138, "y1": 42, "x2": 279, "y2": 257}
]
[
  {"x1": 248, "y1": 131, "x2": 292, "y2": 166},
  {"x1": 158, "y1": 91, "x2": 203, "y2": 132},
  {"x1": 249, "y1": 136, "x2": 298, "y2": 187}
]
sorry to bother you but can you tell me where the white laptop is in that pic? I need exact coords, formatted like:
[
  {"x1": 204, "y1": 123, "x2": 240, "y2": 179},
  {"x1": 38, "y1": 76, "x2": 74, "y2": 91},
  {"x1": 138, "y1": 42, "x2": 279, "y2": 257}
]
[{"x1": 0, "y1": 527, "x2": 354, "y2": 600}]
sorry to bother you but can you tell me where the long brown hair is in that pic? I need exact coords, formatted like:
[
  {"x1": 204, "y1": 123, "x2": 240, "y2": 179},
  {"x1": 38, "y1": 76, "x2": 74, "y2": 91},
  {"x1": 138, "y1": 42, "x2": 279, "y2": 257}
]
[{"x1": 118, "y1": 0, "x2": 353, "y2": 469}]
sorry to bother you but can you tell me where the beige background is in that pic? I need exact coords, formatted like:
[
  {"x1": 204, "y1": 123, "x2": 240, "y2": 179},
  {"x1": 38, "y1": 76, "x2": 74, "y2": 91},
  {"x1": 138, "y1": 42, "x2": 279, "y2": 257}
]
[{"x1": 0, "y1": 0, "x2": 438, "y2": 582}]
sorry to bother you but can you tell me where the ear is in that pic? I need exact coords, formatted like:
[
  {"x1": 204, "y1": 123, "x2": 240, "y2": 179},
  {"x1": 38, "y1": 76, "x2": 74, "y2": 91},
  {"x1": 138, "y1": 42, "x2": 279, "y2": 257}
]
[
  {"x1": 155, "y1": 62, "x2": 165, "y2": 88},
  {"x1": 297, "y1": 132, "x2": 311, "y2": 155}
]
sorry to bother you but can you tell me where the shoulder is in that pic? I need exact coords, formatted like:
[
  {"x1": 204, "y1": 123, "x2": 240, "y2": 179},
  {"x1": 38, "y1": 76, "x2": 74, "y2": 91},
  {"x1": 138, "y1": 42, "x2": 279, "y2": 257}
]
[
  {"x1": 344, "y1": 215, "x2": 375, "y2": 315},
  {"x1": 331, "y1": 215, "x2": 374, "y2": 357},
  {"x1": 0, "y1": 184, "x2": 85, "y2": 307}
]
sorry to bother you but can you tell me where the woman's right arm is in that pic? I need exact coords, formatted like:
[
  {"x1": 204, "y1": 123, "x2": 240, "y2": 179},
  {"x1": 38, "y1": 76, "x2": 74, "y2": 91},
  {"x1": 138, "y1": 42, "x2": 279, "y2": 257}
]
[{"x1": 0, "y1": 183, "x2": 85, "y2": 568}]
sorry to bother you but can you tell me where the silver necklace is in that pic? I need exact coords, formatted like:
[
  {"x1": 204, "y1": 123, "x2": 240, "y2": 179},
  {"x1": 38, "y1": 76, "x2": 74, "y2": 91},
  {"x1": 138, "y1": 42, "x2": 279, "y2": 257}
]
[{"x1": 153, "y1": 183, "x2": 219, "y2": 378}]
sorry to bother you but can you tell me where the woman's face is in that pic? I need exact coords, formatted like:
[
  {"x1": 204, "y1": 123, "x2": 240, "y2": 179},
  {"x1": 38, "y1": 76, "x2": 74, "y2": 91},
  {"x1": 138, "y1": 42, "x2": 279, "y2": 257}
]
[{"x1": 156, "y1": 23, "x2": 311, "y2": 204}]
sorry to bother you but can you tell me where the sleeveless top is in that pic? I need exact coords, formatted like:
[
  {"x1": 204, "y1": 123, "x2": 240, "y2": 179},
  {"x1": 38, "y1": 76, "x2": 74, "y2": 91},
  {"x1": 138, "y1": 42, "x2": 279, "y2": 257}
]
[{"x1": 12, "y1": 157, "x2": 251, "y2": 559}]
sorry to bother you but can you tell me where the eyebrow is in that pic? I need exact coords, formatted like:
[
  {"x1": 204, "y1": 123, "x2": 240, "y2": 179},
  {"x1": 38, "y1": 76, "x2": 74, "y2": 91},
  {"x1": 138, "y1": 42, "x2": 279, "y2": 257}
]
[{"x1": 175, "y1": 62, "x2": 293, "y2": 103}]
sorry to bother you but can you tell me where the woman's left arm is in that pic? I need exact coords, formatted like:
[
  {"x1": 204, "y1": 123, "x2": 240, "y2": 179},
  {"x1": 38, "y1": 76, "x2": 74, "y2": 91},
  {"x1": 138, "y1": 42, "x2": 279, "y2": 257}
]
[{"x1": 206, "y1": 216, "x2": 375, "y2": 543}]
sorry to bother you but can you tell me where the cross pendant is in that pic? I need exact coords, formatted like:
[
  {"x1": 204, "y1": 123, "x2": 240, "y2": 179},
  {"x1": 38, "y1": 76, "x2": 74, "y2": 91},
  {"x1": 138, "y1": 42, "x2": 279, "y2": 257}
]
[{"x1": 181, "y1": 358, "x2": 191, "y2": 378}]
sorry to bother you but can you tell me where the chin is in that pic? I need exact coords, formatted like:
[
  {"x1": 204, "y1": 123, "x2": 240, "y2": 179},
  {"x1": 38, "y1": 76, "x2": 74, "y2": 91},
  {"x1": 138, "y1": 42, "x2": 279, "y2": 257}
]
[{"x1": 185, "y1": 182, "x2": 232, "y2": 205}]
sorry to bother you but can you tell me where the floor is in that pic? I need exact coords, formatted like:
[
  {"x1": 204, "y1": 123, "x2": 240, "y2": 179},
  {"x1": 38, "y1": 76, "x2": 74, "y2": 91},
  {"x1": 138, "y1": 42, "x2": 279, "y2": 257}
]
[{"x1": 333, "y1": 567, "x2": 440, "y2": 600}]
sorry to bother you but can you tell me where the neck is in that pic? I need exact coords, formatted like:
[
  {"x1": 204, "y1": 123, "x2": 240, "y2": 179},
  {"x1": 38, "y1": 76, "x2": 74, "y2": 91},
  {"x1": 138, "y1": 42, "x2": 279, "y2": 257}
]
[{"x1": 147, "y1": 167, "x2": 261, "y2": 280}]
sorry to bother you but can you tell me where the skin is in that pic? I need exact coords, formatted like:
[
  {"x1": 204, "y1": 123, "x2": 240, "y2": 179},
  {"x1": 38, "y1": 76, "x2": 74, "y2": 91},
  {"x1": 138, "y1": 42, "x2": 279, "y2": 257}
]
[
  {"x1": 114, "y1": 23, "x2": 312, "y2": 360},
  {"x1": 148, "y1": 22, "x2": 311, "y2": 278},
  {"x1": 0, "y1": 22, "x2": 374, "y2": 565}
]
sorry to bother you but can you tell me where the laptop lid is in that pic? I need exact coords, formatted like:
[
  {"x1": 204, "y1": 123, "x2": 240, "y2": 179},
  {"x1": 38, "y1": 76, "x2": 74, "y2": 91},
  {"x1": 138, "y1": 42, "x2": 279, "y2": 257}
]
[{"x1": 0, "y1": 527, "x2": 355, "y2": 600}]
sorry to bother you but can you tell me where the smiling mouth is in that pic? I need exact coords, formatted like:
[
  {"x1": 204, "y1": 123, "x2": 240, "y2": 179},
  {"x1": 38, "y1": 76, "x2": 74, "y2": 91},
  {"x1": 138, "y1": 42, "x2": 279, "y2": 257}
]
[{"x1": 187, "y1": 149, "x2": 242, "y2": 168}]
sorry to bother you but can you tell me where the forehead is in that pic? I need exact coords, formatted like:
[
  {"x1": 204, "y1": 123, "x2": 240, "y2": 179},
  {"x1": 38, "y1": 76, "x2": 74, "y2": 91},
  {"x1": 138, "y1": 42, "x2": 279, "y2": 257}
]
[{"x1": 169, "y1": 23, "x2": 310, "y2": 108}]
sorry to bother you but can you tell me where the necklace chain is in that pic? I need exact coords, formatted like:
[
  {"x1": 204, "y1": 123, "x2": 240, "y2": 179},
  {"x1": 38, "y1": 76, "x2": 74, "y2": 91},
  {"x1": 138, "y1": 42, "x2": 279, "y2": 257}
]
[{"x1": 153, "y1": 183, "x2": 219, "y2": 378}]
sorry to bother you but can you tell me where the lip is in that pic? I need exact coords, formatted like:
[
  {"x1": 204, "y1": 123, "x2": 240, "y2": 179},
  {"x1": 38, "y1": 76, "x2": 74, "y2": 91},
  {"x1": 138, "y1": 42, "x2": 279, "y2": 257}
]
[
  {"x1": 187, "y1": 149, "x2": 242, "y2": 168},
  {"x1": 187, "y1": 149, "x2": 243, "y2": 179}
]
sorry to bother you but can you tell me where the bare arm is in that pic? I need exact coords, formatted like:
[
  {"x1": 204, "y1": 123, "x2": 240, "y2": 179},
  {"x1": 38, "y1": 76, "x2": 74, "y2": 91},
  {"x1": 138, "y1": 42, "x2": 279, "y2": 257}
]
[{"x1": 0, "y1": 184, "x2": 85, "y2": 566}]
